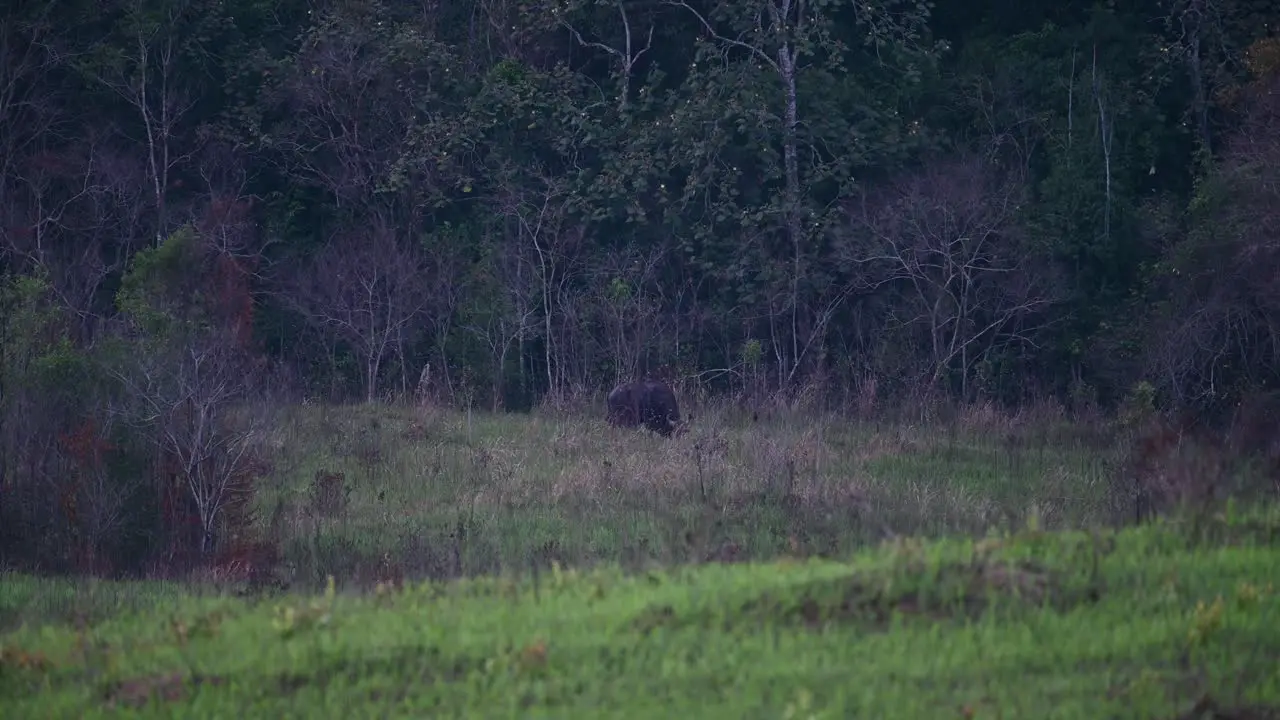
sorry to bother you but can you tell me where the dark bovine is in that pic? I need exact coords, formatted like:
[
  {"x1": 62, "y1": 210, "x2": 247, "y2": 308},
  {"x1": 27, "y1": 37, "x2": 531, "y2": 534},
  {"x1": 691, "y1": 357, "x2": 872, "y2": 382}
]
[{"x1": 606, "y1": 379, "x2": 682, "y2": 436}]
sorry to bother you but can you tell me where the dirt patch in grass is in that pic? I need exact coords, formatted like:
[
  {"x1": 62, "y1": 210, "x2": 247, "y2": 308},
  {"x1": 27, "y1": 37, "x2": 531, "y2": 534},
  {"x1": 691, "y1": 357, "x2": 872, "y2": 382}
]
[
  {"x1": 270, "y1": 646, "x2": 485, "y2": 700},
  {"x1": 104, "y1": 672, "x2": 227, "y2": 710},
  {"x1": 99, "y1": 647, "x2": 488, "y2": 711},
  {"x1": 634, "y1": 557, "x2": 1102, "y2": 634},
  {"x1": 1172, "y1": 694, "x2": 1280, "y2": 720}
]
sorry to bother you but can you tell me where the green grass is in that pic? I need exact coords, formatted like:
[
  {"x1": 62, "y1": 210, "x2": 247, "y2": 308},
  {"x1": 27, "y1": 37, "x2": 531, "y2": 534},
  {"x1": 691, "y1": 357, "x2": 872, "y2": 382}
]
[
  {"x1": 4, "y1": 507, "x2": 1280, "y2": 718},
  {"x1": 260, "y1": 400, "x2": 1124, "y2": 587}
]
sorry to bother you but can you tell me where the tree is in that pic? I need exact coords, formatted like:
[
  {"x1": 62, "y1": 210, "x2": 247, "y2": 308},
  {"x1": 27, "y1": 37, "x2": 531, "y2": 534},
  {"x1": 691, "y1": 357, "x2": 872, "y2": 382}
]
[
  {"x1": 655, "y1": 0, "x2": 936, "y2": 387},
  {"x1": 265, "y1": 2, "x2": 469, "y2": 215},
  {"x1": 558, "y1": 0, "x2": 655, "y2": 113},
  {"x1": 0, "y1": 2, "x2": 59, "y2": 255},
  {"x1": 1147, "y1": 39, "x2": 1280, "y2": 411},
  {"x1": 109, "y1": 224, "x2": 274, "y2": 559},
  {"x1": 845, "y1": 155, "x2": 1061, "y2": 397},
  {"x1": 281, "y1": 221, "x2": 432, "y2": 403},
  {"x1": 460, "y1": 227, "x2": 540, "y2": 411},
  {"x1": 109, "y1": 330, "x2": 270, "y2": 556},
  {"x1": 590, "y1": 243, "x2": 670, "y2": 383},
  {"x1": 75, "y1": 0, "x2": 229, "y2": 243},
  {"x1": 498, "y1": 168, "x2": 587, "y2": 399}
]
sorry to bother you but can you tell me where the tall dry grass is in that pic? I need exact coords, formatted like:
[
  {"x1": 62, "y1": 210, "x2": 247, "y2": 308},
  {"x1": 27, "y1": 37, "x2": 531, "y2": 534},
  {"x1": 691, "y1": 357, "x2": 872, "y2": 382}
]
[{"x1": 227, "y1": 389, "x2": 1173, "y2": 592}]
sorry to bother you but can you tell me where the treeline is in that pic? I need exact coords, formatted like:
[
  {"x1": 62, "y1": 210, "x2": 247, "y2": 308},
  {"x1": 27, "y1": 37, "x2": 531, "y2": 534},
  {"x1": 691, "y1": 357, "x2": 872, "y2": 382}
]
[{"x1": 2, "y1": 0, "x2": 1279, "y2": 573}]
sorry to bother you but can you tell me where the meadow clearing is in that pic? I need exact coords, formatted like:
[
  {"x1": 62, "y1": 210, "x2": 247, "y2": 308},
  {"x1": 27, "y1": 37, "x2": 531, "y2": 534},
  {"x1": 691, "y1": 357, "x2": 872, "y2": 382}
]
[
  {"x1": 3, "y1": 398, "x2": 1278, "y2": 717},
  {"x1": 246, "y1": 397, "x2": 1131, "y2": 589}
]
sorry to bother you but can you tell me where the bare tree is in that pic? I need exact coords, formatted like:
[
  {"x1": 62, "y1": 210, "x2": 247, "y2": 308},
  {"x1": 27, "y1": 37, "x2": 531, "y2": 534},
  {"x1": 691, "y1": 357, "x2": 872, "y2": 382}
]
[
  {"x1": 188, "y1": 143, "x2": 269, "y2": 351},
  {"x1": 960, "y1": 56, "x2": 1047, "y2": 177},
  {"x1": 559, "y1": 0, "x2": 655, "y2": 113},
  {"x1": 462, "y1": 215, "x2": 541, "y2": 410},
  {"x1": 0, "y1": 12, "x2": 137, "y2": 337},
  {"x1": 1091, "y1": 45, "x2": 1114, "y2": 241},
  {"x1": 769, "y1": 269, "x2": 856, "y2": 389},
  {"x1": 492, "y1": 167, "x2": 587, "y2": 399},
  {"x1": 846, "y1": 156, "x2": 1060, "y2": 396},
  {"x1": 462, "y1": 291, "x2": 538, "y2": 412},
  {"x1": 590, "y1": 244, "x2": 669, "y2": 383},
  {"x1": 111, "y1": 330, "x2": 272, "y2": 556},
  {"x1": 417, "y1": 232, "x2": 471, "y2": 402},
  {"x1": 272, "y1": 23, "x2": 395, "y2": 207},
  {"x1": 192, "y1": 143, "x2": 261, "y2": 258},
  {"x1": 0, "y1": 4, "x2": 59, "y2": 250},
  {"x1": 1163, "y1": 0, "x2": 1240, "y2": 156},
  {"x1": 282, "y1": 221, "x2": 431, "y2": 403},
  {"x1": 79, "y1": 3, "x2": 205, "y2": 243}
]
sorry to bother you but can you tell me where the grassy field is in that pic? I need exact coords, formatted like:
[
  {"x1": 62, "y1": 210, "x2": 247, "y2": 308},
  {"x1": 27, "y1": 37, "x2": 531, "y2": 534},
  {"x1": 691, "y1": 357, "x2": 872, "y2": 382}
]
[
  {"x1": 3, "y1": 505, "x2": 1280, "y2": 717},
  {"x1": 255, "y1": 399, "x2": 1124, "y2": 590},
  {"x1": 3, "y1": 402, "x2": 1278, "y2": 717}
]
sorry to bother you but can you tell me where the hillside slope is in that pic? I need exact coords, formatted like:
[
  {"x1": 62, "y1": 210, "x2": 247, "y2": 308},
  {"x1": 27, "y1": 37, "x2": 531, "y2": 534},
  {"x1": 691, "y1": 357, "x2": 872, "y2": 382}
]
[{"x1": 3, "y1": 510, "x2": 1279, "y2": 718}]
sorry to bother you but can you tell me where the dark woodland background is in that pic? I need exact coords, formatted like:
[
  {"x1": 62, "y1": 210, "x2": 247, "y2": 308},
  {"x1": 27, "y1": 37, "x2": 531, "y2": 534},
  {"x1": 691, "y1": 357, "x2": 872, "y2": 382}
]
[{"x1": 2, "y1": 0, "x2": 1279, "y2": 579}]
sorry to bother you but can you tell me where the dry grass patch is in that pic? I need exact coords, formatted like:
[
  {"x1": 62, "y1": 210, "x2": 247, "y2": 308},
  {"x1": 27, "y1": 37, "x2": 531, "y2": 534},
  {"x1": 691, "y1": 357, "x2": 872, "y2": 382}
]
[{"x1": 242, "y1": 399, "x2": 1149, "y2": 588}]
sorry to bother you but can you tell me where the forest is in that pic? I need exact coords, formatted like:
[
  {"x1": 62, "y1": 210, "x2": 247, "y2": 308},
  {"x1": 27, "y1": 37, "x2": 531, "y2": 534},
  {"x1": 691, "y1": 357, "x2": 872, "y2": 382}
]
[{"x1": 2, "y1": 0, "x2": 1280, "y2": 579}]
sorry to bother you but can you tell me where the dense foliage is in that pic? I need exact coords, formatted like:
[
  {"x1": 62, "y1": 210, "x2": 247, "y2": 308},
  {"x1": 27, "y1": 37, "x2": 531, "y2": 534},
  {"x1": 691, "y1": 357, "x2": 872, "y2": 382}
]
[{"x1": 2, "y1": 0, "x2": 1279, "y2": 571}]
